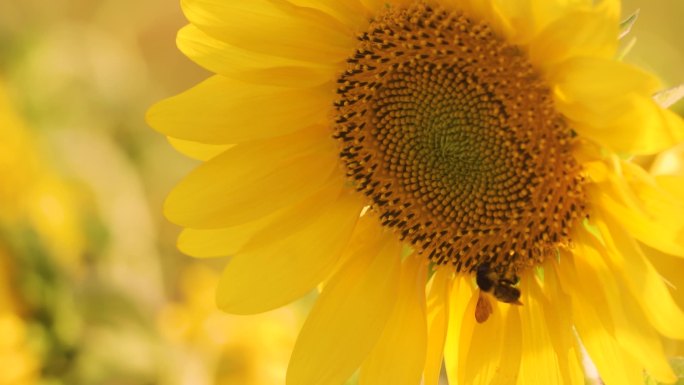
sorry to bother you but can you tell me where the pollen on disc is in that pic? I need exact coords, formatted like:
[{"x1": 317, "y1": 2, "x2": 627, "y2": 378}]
[{"x1": 333, "y1": 3, "x2": 586, "y2": 274}]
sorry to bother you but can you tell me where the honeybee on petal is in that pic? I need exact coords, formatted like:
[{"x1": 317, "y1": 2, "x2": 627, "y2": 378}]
[{"x1": 474, "y1": 263, "x2": 523, "y2": 323}]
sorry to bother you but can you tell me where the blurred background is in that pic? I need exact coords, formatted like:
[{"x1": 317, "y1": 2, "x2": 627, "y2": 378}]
[
  {"x1": 0, "y1": 1, "x2": 305, "y2": 384},
  {"x1": 0, "y1": 0, "x2": 681, "y2": 384}
]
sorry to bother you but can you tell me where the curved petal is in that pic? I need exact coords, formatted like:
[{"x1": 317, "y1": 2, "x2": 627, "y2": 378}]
[
  {"x1": 490, "y1": 0, "x2": 536, "y2": 44},
  {"x1": 359, "y1": 255, "x2": 428, "y2": 385},
  {"x1": 177, "y1": 25, "x2": 335, "y2": 88},
  {"x1": 530, "y1": 6, "x2": 617, "y2": 69},
  {"x1": 489, "y1": 0, "x2": 598, "y2": 46},
  {"x1": 552, "y1": 58, "x2": 684, "y2": 155},
  {"x1": 167, "y1": 137, "x2": 231, "y2": 161},
  {"x1": 444, "y1": 277, "x2": 509, "y2": 385},
  {"x1": 289, "y1": 0, "x2": 371, "y2": 30},
  {"x1": 443, "y1": 275, "x2": 473, "y2": 385},
  {"x1": 592, "y1": 214, "x2": 684, "y2": 340},
  {"x1": 423, "y1": 268, "x2": 451, "y2": 385},
  {"x1": 542, "y1": 260, "x2": 586, "y2": 385},
  {"x1": 177, "y1": 211, "x2": 278, "y2": 258},
  {"x1": 643, "y1": 244, "x2": 684, "y2": 310},
  {"x1": 146, "y1": 75, "x2": 333, "y2": 144},
  {"x1": 650, "y1": 142, "x2": 684, "y2": 177},
  {"x1": 216, "y1": 181, "x2": 364, "y2": 314},
  {"x1": 515, "y1": 272, "x2": 583, "y2": 385},
  {"x1": 459, "y1": 292, "x2": 506, "y2": 385},
  {"x1": 489, "y1": 306, "x2": 522, "y2": 385},
  {"x1": 286, "y1": 221, "x2": 402, "y2": 385},
  {"x1": 165, "y1": 127, "x2": 338, "y2": 228},
  {"x1": 566, "y1": 235, "x2": 675, "y2": 383},
  {"x1": 586, "y1": 159, "x2": 684, "y2": 257},
  {"x1": 643, "y1": 245, "x2": 684, "y2": 357},
  {"x1": 556, "y1": 249, "x2": 644, "y2": 385},
  {"x1": 552, "y1": 58, "x2": 660, "y2": 106},
  {"x1": 181, "y1": 0, "x2": 355, "y2": 64}
]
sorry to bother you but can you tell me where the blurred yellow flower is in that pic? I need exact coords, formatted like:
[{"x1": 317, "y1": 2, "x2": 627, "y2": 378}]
[
  {"x1": 0, "y1": 83, "x2": 40, "y2": 222},
  {"x1": 0, "y1": 82, "x2": 40, "y2": 385},
  {"x1": 159, "y1": 264, "x2": 297, "y2": 385},
  {"x1": 0, "y1": 81, "x2": 85, "y2": 274},
  {"x1": 148, "y1": 0, "x2": 684, "y2": 384},
  {"x1": 0, "y1": 247, "x2": 38, "y2": 385}
]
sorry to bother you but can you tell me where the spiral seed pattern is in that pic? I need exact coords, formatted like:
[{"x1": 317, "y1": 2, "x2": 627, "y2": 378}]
[{"x1": 333, "y1": 3, "x2": 586, "y2": 274}]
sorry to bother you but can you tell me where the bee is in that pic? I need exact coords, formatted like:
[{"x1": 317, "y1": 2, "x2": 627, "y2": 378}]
[{"x1": 474, "y1": 263, "x2": 522, "y2": 323}]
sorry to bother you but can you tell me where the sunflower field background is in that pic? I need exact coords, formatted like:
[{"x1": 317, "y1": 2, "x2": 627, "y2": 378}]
[{"x1": 0, "y1": 0, "x2": 682, "y2": 384}]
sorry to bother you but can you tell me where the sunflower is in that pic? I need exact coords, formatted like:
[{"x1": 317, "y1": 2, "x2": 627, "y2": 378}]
[{"x1": 147, "y1": 0, "x2": 684, "y2": 384}]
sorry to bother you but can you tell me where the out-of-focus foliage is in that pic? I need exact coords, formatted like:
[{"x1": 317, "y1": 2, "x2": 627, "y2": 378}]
[{"x1": 0, "y1": 0, "x2": 302, "y2": 384}]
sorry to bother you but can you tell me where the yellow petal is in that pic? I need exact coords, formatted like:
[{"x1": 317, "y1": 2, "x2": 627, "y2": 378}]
[
  {"x1": 444, "y1": 275, "x2": 519, "y2": 384},
  {"x1": 167, "y1": 136, "x2": 231, "y2": 161},
  {"x1": 489, "y1": 306, "x2": 522, "y2": 385},
  {"x1": 614, "y1": 289, "x2": 677, "y2": 382},
  {"x1": 518, "y1": 271, "x2": 584, "y2": 385},
  {"x1": 177, "y1": 25, "x2": 335, "y2": 88},
  {"x1": 289, "y1": 0, "x2": 371, "y2": 30},
  {"x1": 216, "y1": 181, "x2": 363, "y2": 314},
  {"x1": 489, "y1": 0, "x2": 596, "y2": 46},
  {"x1": 147, "y1": 75, "x2": 333, "y2": 144},
  {"x1": 552, "y1": 58, "x2": 684, "y2": 155},
  {"x1": 651, "y1": 142, "x2": 684, "y2": 177},
  {"x1": 643, "y1": 243, "x2": 684, "y2": 311},
  {"x1": 359, "y1": 255, "x2": 428, "y2": 385},
  {"x1": 181, "y1": 0, "x2": 354, "y2": 65},
  {"x1": 490, "y1": 0, "x2": 536, "y2": 44},
  {"x1": 460, "y1": 294, "x2": 506, "y2": 385},
  {"x1": 443, "y1": 275, "x2": 474, "y2": 385},
  {"x1": 516, "y1": 273, "x2": 571, "y2": 385},
  {"x1": 570, "y1": 232, "x2": 675, "y2": 383},
  {"x1": 556, "y1": 250, "x2": 644, "y2": 385},
  {"x1": 655, "y1": 175, "x2": 684, "y2": 200},
  {"x1": 578, "y1": 95, "x2": 684, "y2": 155},
  {"x1": 552, "y1": 58, "x2": 660, "y2": 105},
  {"x1": 287, "y1": 224, "x2": 401, "y2": 385},
  {"x1": 530, "y1": 7, "x2": 617, "y2": 69},
  {"x1": 644, "y1": 244, "x2": 684, "y2": 357},
  {"x1": 177, "y1": 211, "x2": 279, "y2": 258},
  {"x1": 542, "y1": 260, "x2": 586, "y2": 385},
  {"x1": 587, "y1": 159, "x2": 684, "y2": 257},
  {"x1": 423, "y1": 268, "x2": 451, "y2": 385},
  {"x1": 165, "y1": 128, "x2": 338, "y2": 228},
  {"x1": 593, "y1": 213, "x2": 684, "y2": 340}
]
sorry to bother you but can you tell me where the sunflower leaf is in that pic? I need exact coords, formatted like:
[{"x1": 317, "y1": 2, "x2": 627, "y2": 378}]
[{"x1": 654, "y1": 84, "x2": 684, "y2": 109}]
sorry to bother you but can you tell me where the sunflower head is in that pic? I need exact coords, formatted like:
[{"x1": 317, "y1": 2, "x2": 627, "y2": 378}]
[
  {"x1": 333, "y1": 2, "x2": 586, "y2": 284},
  {"x1": 148, "y1": 0, "x2": 684, "y2": 384}
]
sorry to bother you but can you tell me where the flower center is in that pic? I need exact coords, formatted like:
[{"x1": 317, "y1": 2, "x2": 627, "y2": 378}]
[{"x1": 333, "y1": 3, "x2": 586, "y2": 278}]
